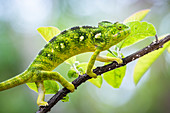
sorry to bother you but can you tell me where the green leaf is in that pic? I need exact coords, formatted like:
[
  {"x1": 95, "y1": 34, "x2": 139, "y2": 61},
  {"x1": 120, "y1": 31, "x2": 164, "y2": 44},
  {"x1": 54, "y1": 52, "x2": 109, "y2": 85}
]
[
  {"x1": 76, "y1": 63, "x2": 89, "y2": 73},
  {"x1": 26, "y1": 80, "x2": 59, "y2": 94},
  {"x1": 26, "y1": 83, "x2": 38, "y2": 92},
  {"x1": 103, "y1": 66, "x2": 126, "y2": 88},
  {"x1": 61, "y1": 95, "x2": 69, "y2": 102},
  {"x1": 77, "y1": 63, "x2": 102, "y2": 88},
  {"x1": 88, "y1": 76, "x2": 102, "y2": 88},
  {"x1": 67, "y1": 69, "x2": 78, "y2": 78},
  {"x1": 44, "y1": 80, "x2": 59, "y2": 94},
  {"x1": 117, "y1": 21, "x2": 156, "y2": 49},
  {"x1": 37, "y1": 26, "x2": 61, "y2": 42},
  {"x1": 134, "y1": 35, "x2": 170, "y2": 85},
  {"x1": 123, "y1": 9, "x2": 150, "y2": 23},
  {"x1": 103, "y1": 52, "x2": 126, "y2": 88},
  {"x1": 107, "y1": 49, "x2": 117, "y2": 57},
  {"x1": 167, "y1": 45, "x2": 170, "y2": 53},
  {"x1": 65, "y1": 56, "x2": 76, "y2": 65}
]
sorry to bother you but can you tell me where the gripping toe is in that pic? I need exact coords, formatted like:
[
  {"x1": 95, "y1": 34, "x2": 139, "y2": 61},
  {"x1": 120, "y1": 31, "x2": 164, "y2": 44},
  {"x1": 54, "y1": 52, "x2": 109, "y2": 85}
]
[
  {"x1": 66, "y1": 83, "x2": 75, "y2": 92},
  {"x1": 37, "y1": 101, "x2": 48, "y2": 107},
  {"x1": 87, "y1": 71, "x2": 97, "y2": 78}
]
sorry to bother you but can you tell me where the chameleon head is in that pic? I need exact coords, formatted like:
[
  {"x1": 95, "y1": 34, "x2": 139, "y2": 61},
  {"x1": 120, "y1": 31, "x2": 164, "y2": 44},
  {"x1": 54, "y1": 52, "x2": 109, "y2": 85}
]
[{"x1": 97, "y1": 21, "x2": 131, "y2": 49}]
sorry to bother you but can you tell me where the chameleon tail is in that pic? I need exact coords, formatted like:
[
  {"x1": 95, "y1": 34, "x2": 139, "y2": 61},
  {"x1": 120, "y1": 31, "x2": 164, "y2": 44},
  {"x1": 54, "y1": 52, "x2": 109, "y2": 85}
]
[{"x1": 0, "y1": 70, "x2": 30, "y2": 91}]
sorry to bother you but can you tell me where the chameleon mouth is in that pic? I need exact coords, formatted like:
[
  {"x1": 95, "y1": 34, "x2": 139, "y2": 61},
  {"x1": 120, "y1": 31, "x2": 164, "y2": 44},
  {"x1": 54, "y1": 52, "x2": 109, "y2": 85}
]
[
  {"x1": 123, "y1": 27, "x2": 131, "y2": 37},
  {"x1": 113, "y1": 28, "x2": 131, "y2": 38}
]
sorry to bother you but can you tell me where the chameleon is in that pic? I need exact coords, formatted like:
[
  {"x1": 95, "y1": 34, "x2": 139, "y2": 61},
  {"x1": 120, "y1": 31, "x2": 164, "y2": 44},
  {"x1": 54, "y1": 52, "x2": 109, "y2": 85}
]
[{"x1": 0, "y1": 21, "x2": 131, "y2": 106}]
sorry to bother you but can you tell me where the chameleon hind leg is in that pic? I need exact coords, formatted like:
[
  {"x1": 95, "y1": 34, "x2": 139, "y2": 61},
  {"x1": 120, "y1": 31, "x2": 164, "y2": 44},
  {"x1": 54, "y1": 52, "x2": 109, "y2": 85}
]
[
  {"x1": 32, "y1": 70, "x2": 74, "y2": 106},
  {"x1": 35, "y1": 81, "x2": 48, "y2": 106},
  {"x1": 34, "y1": 71, "x2": 75, "y2": 92}
]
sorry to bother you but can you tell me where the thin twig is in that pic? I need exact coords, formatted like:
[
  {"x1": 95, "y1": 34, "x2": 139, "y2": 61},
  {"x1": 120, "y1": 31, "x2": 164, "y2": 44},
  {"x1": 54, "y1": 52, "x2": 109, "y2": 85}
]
[{"x1": 37, "y1": 35, "x2": 170, "y2": 113}]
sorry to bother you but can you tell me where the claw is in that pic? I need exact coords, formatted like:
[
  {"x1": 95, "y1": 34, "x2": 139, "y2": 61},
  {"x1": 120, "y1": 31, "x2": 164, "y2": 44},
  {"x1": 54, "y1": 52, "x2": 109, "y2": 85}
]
[
  {"x1": 87, "y1": 71, "x2": 97, "y2": 78},
  {"x1": 37, "y1": 101, "x2": 48, "y2": 107},
  {"x1": 66, "y1": 83, "x2": 75, "y2": 92},
  {"x1": 116, "y1": 58, "x2": 123, "y2": 64}
]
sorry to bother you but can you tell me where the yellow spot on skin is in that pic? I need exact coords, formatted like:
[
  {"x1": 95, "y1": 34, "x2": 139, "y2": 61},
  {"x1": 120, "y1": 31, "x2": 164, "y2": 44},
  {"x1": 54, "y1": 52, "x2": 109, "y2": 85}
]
[
  {"x1": 80, "y1": 36, "x2": 84, "y2": 41},
  {"x1": 60, "y1": 43, "x2": 64, "y2": 48},
  {"x1": 56, "y1": 45, "x2": 59, "y2": 49},
  {"x1": 95, "y1": 33, "x2": 101, "y2": 38}
]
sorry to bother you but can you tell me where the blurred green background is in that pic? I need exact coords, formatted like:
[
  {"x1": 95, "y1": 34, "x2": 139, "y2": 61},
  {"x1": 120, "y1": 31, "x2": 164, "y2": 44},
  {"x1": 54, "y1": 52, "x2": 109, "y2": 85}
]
[{"x1": 0, "y1": 0, "x2": 170, "y2": 113}]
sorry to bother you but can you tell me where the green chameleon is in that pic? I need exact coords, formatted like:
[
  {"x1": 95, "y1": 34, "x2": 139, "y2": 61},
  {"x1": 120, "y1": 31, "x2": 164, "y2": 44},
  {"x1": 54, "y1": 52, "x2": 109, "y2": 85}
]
[{"x1": 0, "y1": 21, "x2": 130, "y2": 106}]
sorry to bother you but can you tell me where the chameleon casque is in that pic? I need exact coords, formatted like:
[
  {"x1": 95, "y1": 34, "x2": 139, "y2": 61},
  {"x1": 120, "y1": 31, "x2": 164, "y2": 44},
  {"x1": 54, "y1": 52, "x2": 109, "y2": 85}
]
[{"x1": 0, "y1": 21, "x2": 130, "y2": 106}]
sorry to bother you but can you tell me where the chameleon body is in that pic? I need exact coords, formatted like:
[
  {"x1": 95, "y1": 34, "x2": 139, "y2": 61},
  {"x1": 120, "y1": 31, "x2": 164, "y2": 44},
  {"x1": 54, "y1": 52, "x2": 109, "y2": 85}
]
[{"x1": 0, "y1": 21, "x2": 130, "y2": 106}]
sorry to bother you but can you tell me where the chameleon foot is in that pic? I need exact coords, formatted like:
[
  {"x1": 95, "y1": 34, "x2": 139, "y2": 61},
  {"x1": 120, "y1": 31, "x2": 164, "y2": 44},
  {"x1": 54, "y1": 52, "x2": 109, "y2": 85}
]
[
  {"x1": 37, "y1": 101, "x2": 48, "y2": 107},
  {"x1": 87, "y1": 71, "x2": 97, "y2": 78},
  {"x1": 115, "y1": 58, "x2": 123, "y2": 64},
  {"x1": 66, "y1": 82, "x2": 75, "y2": 92}
]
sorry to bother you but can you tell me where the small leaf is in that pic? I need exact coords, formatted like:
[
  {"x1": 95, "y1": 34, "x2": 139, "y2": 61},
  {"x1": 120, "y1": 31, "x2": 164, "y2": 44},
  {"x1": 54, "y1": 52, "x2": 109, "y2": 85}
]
[
  {"x1": 103, "y1": 66, "x2": 126, "y2": 88},
  {"x1": 77, "y1": 63, "x2": 102, "y2": 88},
  {"x1": 124, "y1": 9, "x2": 150, "y2": 23},
  {"x1": 26, "y1": 80, "x2": 59, "y2": 94},
  {"x1": 88, "y1": 76, "x2": 102, "y2": 88},
  {"x1": 134, "y1": 35, "x2": 170, "y2": 85},
  {"x1": 167, "y1": 45, "x2": 170, "y2": 53},
  {"x1": 76, "y1": 63, "x2": 89, "y2": 73},
  {"x1": 107, "y1": 49, "x2": 117, "y2": 57},
  {"x1": 26, "y1": 83, "x2": 38, "y2": 93},
  {"x1": 65, "y1": 56, "x2": 76, "y2": 65},
  {"x1": 37, "y1": 26, "x2": 61, "y2": 42},
  {"x1": 103, "y1": 52, "x2": 126, "y2": 88},
  {"x1": 67, "y1": 69, "x2": 78, "y2": 78},
  {"x1": 44, "y1": 80, "x2": 59, "y2": 94},
  {"x1": 61, "y1": 95, "x2": 69, "y2": 102},
  {"x1": 117, "y1": 21, "x2": 156, "y2": 49}
]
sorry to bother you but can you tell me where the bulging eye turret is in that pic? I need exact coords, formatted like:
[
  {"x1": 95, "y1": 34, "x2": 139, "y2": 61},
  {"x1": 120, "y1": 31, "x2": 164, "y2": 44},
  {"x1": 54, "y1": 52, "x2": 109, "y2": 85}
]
[{"x1": 117, "y1": 25, "x2": 122, "y2": 30}]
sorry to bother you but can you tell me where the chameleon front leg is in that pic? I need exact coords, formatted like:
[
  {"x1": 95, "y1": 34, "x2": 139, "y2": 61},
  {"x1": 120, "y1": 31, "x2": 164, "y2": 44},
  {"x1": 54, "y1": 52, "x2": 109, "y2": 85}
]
[
  {"x1": 35, "y1": 81, "x2": 48, "y2": 106},
  {"x1": 96, "y1": 55, "x2": 123, "y2": 64},
  {"x1": 86, "y1": 46, "x2": 103, "y2": 78}
]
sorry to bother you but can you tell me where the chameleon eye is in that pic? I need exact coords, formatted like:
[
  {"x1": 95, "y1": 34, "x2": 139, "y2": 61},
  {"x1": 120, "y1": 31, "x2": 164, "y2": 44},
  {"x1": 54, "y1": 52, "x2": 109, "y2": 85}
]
[{"x1": 118, "y1": 25, "x2": 122, "y2": 30}]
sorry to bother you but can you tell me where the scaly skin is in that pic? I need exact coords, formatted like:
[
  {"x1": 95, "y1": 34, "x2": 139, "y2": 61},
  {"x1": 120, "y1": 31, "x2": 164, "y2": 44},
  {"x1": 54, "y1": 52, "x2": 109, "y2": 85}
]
[{"x1": 0, "y1": 21, "x2": 130, "y2": 106}]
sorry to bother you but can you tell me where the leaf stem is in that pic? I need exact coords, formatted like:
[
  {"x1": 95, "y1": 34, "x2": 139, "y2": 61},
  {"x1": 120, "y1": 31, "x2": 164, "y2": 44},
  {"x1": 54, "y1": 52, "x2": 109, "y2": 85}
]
[{"x1": 107, "y1": 49, "x2": 117, "y2": 57}]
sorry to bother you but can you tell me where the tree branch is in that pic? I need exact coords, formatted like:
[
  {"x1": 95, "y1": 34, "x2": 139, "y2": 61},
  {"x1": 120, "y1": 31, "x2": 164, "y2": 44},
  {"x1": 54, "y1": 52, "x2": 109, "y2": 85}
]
[{"x1": 36, "y1": 35, "x2": 170, "y2": 113}]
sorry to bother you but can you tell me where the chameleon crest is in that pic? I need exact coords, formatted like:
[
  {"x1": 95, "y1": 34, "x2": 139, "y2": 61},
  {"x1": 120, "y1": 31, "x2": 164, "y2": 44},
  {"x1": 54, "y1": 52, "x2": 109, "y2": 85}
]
[{"x1": 0, "y1": 21, "x2": 130, "y2": 106}]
